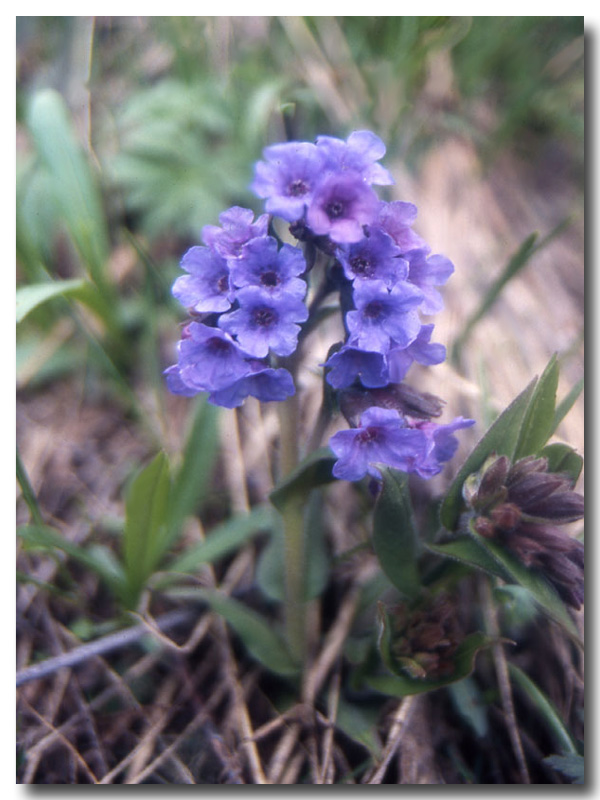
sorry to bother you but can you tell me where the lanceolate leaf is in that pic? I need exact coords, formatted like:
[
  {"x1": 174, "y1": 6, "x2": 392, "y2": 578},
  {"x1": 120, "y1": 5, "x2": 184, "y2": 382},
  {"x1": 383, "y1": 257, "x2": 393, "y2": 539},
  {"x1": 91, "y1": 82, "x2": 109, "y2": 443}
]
[
  {"x1": 194, "y1": 589, "x2": 299, "y2": 677},
  {"x1": 17, "y1": 524, "x2": 127, "y2": 598},
  {"x1": 440, "y1": 379, "x2": 536, "y2": 531},
  {"x1": 513, "y1": 354, "x2": 559, "y2": 460},
  {"x1": 552, "y1": 377, "x2": 584, "y2": 436},
  {"x1": 372, "y1": 469, "x2": 421, "y2": 600},
  {"x1": 123, "y1": 452, "x2": 172, "y2": 606},
  {"x1": 168, "y1": 398, "x2": 220, "y2": 539},
  {"x1": 508, "y1": 663, "x2": 579, "y2": 756},
  {"x1": 16, "y1": 279, "x2": 87, "y2": 324},
  {"x1": 426, "y1": 538, "x2": 512, "y2": 582},
  {"x1": 467, "y1": 521, "x2": 581, "y2": 645},
  {"x1": 367, "y1": 631, "x2": 494, "y2": 698}
]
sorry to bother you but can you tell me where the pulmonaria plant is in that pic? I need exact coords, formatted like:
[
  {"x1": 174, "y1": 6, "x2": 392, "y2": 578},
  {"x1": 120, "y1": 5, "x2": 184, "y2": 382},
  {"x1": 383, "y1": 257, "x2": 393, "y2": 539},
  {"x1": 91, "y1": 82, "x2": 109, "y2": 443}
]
[{"x1": 166, "y1": 130, "x2": 473, "y2": 482}]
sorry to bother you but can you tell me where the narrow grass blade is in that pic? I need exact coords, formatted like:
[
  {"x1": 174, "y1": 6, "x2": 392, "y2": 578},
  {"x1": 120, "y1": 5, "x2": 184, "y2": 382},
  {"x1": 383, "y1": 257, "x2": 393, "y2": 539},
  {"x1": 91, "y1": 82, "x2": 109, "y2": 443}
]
[
  {"x1": 16, "y1": 279, "x2": 86, "y2": 324},
  {"x1": 508, "y1": 663, "x2": 579, "y2": 755}
]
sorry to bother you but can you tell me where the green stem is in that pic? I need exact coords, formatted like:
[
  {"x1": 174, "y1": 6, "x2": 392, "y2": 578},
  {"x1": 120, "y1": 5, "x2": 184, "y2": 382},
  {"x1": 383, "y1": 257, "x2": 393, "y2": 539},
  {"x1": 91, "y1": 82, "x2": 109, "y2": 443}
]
[{"x1": 277, "y1": 391, "x2": 306, "y2": 665}]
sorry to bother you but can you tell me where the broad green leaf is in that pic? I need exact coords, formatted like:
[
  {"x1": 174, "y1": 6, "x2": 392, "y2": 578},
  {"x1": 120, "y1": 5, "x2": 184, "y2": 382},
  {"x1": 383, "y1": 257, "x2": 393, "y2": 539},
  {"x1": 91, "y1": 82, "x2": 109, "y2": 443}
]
[
  {"x1": 269, "y1": 447, "x2": 336, "y2": 511},
  {"x1": 513, "y1": 354, "x2": 559, "y2": 460},
  {"x1": 167, "y1": 398, "x2": 220, "y2": 539},
  {"x1": 17, "y1": 524, "x2": 127, "y2": 597},
  {"x1": 372, "y1": 469, "x2": 421, "y2": 600},
  {"x1": 552, "y1": 377, "x2": 584, "y2": 436},
  {"x1": 194, "y1": 588, "x2": 299, "y2": 676},
  {"x1": 123, "y1": 452, "x2": 172, "y2": 606},
  {"x1": 426, "y1": 538, "x2": 511, "y2": 582},
  {"x1": 440, "y1": 379, "x2": 536, "y2": 531},
  {"x1": 509, "y1": 663, "x2": 579, "y2": 756},
  {"x1": 16, "y1": 279, "x2": 87, "y2": 324},
  {"x1": 467, "y1": 522, "x2": 581, "y2": 645},
  {"x1": 543, "y1": 754, "x2": 584, "y2": 784},
  {"x1": 540, "y1": 443, "x2": 583, "y2": 485},
  {"x1": 367, "y1": 631, "x2": 493, "y2": 697},
  {"x1": 166, "y1": 505, "x2": 274, "y2": 575}
]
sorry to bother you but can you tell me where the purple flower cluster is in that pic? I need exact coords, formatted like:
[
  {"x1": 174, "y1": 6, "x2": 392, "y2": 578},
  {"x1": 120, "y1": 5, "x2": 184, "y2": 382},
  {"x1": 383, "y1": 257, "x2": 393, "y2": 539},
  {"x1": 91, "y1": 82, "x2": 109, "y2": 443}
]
[
  {"x1": 165, "y1": 207, "x2": 307, "y2": 407},
  {"x1": 166, "y1": 130, "x2": 473, "y2": 481}
]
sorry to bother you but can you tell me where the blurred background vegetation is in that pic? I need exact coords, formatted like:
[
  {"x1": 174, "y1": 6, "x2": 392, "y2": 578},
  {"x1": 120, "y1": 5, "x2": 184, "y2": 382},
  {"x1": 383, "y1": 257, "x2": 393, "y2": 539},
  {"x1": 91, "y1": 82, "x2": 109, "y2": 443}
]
[{"x1": 16, "y1": 17, "x2": 584, "y2": 785}]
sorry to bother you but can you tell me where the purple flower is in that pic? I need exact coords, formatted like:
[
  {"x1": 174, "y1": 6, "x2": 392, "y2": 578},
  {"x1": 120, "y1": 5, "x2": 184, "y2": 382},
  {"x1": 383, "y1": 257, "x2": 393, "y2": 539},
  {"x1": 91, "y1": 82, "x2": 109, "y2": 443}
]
[
  {"x1": 251, "y1": 142, "x2": 326, "y2": 222},
  {"x1": 329, "y1": 407, "x2": 427, "y2": 481},
  {"x1": 208, "y1": 362, "x2": 295, "y2": 408},
  {"x1": 306, "y1": 172, "x2": 379, "y2": 244},
  {"x1": 337, "y1": 228, "x2": 408, "y2": 286},
  {"x1": 166, "y1": 323, "x2": 252, "y2": 394},
  {"x1": 324, "y1": 346, "x2": 389, "y2": 389},
  {"x1": 202, "y1": 206, "x2": 269, "y2": 260},
  {"x1": 164, "y1": 364, "x2": 199, "y2": 397},
  {"x1": 316, "y1": 131, "x2": 394, "y2": 185},
  {"x1": 410, "y1": 417, "x2": 475, "y2": 478},
  {"x1": 229, "y1": 237, "x2": 306, "y2": 299},
  {"x1": 172, "y1": 246, "x2": 233, "y2": 313},
  {"x1": 387, "y1": 324, "x2": 447, "y2": 383},
  {"x1": 373, "y1": 201, "x2": 428, "y2": 254},
  {"x1": 405, "y1": 249, "x2": 454, "y2": 315},
  {"x1": 218, "y1": 286, "x2": 308, "y2": 358},
  {"x1": 346, "y1": 279, "x2": 424, "y2": 353}
]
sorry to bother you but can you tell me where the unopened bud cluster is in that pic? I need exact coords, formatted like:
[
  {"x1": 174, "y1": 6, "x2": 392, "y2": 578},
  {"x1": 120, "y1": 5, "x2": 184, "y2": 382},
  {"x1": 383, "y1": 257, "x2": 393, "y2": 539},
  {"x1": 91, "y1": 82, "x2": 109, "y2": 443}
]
[{"x1": 464, "y1": 455, "x2": 584, "y2": 608}]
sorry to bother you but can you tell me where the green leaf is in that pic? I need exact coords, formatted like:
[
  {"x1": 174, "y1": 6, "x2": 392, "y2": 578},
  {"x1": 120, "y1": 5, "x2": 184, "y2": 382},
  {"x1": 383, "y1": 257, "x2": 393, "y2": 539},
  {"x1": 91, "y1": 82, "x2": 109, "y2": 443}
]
[
  {"x1": 543, "y1": 754, "x2": 584, "y2": 784},
  {"x1": 166, "y1": 505, "x2": 274, "y2": 576},
  {"x1": 16, "y1": 279, "x2": 87, "y2": 324},
  {"x1": 467, "y1": 522, "x2": 581, "y2": 645},
  {"x1": 372, "y1": 469, "x2": 421, "y2": 600},
  {"x1": 27, "y1": 90, "x2": 110, "y2": 289},
  {"x1": 552, "y1": 377, "x2": 584, "y2": 435},
  {"x1": 367, "y1": 631, "x2": 494, "y2": 697},
  {"x1": 269, "y1": 447, "x2": 336, "y2": 511},
  {"x1": 440, "y1": 379, "x2": 536, "y2": 531},
  {"x1": 167, "y1": 399, "x2": 220, "y2": 540},
  {"x1": 335, "y1": 698, "x2": 383, "y2": 759},
  {"x1": 194, "y1": 588, "x2": 299, "y2": 677},
  {"x1": 426, "y1": 538, "x2": 512, "y2": 582},
  {"x1": 513, "y1": 354, "x2": 559, "y2": 460},
  {"x1": 509, "y1": 663, "x2": 579, "y2": 756},
  {"x1": 448, "y1": 677, "x2": 489, "y2": 739},
  {"x1": 452, "y1": 232, "x2": 539, "y2": 365},
  {"x1": 540, "y1": 442, "x2": 583, "y2": 485},
  {"x1": 122, "y1": 452, "x2": 172, "y2": 606},
  {"x1": 17, "y1": 524, "x2": 127, "y2": 597}
]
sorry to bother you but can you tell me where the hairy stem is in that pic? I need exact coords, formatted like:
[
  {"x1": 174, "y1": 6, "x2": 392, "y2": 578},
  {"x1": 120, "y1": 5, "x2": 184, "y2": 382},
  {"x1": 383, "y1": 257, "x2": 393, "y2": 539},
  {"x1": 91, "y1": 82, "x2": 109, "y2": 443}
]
[{"x1": 277, "y1": 393, "x2": 306, "y2": 664}]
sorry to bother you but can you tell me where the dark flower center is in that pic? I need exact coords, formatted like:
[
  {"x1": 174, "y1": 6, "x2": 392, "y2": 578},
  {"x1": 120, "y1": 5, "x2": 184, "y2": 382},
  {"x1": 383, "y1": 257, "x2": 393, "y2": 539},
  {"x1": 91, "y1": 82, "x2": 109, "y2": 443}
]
[
  {"x1": 350, "y1": 256, "x2": 374, "y2": 278},
  {"x1": 253, "y1": 307, "x2": 278, "y2": 328},
  {"x1": 363, "y1": 300, "x2": 385, "y2": 320},
  {"x1": 326, "y1": 200, "x2": 345, "y2": 220},
  {"x1": 261, "y1": 271, "x2": 280, "y2": 288},
  {"x1": 357, "y1": 426, "x2": 380, "y2": 444},
  {"x1": 288, "y1": 179, "x2": 309, "y2": 197},
  {"x1": 217, "y1": 275, "x2": 230, "y2": 293},
  {"x1": 208, "y1": 336, "x2": 232, "y2": 354}
]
